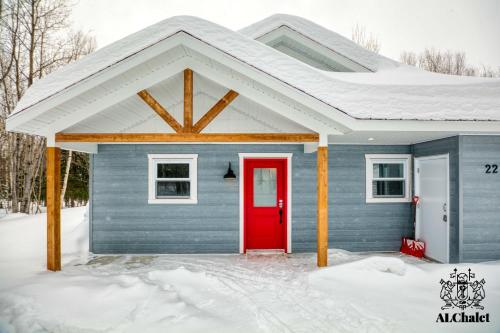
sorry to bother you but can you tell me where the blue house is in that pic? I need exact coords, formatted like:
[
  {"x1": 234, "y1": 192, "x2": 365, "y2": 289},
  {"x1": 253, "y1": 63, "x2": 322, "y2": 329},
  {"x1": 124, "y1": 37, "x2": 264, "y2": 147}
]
[{"x1": 6, "y1": 15, "x2": 500, "y2": 271}]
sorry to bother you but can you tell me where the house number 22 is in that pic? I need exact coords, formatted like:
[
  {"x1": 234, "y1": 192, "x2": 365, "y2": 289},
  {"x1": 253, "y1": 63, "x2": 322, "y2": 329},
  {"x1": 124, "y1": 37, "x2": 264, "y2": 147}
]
[{"x1": 485, "y1": 164, "x2": 498, "y2": 174}]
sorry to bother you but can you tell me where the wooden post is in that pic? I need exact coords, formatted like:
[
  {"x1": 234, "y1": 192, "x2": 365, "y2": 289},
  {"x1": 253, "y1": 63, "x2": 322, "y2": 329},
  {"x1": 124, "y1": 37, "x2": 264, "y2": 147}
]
[
  {"x1": 317, "y1": 145, "x2": 328, "y2": 267},
  {"x1": 184, "y1": 68, "x2": 193, "y2": 131},
  {"x1": 46, "y1": 146, "x2": 61, "y2": 271}
]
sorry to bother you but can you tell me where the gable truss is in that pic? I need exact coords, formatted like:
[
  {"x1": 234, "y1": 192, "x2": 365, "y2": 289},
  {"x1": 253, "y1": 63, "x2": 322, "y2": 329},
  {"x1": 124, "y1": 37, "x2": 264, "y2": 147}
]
[
  {"x1": 137, "y1": 90, "x2": 183, "y2": 132},
  {"x1": 136, "y1": 68, "x2": 240, "y2": 135},
  {"x1": 57, "y1": 70, "x2": 318, "y2": 142}
]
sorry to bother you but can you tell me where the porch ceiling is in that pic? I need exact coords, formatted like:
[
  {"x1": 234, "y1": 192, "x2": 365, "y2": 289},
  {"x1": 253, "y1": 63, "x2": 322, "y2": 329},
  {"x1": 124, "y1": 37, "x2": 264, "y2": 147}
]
[
  {"x1": 329, "y1": 131, "x2": 461, "y2": 145},
  {"x1": 64, "y1": 72, "x2": 312, "y2": 134}
]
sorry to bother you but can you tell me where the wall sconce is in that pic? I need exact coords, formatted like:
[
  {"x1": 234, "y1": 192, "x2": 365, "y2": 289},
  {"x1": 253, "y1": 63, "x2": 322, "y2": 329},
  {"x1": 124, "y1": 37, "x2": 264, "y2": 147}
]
[{"x1": 223, "y1": 162, "x2": 237, "y2": 181}]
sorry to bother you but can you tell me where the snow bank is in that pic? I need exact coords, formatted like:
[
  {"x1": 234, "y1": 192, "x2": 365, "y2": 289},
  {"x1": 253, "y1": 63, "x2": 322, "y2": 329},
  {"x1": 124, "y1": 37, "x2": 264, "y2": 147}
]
[
  {"x1": 323, "y1": 256, "x2": 407, "y2": 276},
  {"x1": 1, "y1": 209, "x2": 500, "y2": 332},
  {"x1": 0, "y1": 206, "x2": 88, "y2": 282}
]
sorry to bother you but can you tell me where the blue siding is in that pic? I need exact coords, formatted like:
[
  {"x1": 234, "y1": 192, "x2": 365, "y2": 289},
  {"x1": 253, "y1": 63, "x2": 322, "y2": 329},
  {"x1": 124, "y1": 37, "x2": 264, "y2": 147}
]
[
  {"x1": 90, "y1": 137, "x2": 500, "y2": 262},
  {"x1": 460, "y1": 136, "x2": 500, "y2": 262},
  {"x1": 92, "y1": 144, "x2": 316, "y2": 253},
  {"x1": 91, "y1": 144, "x2": 413, "y2": 254},
  {"x1": 412, "y1": 136, "x2": 460, "y2": 263},
  {"x1": 330, "y1": 145, "x2": 413, "y2": 252}
]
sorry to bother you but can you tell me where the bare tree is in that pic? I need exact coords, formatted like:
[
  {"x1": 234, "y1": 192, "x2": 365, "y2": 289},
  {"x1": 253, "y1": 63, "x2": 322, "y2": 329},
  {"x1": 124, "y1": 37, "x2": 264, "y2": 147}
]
[
  {"x1": 351, "y1": 24, "x2": 381, "y2": 54},
  {"x1": 398, "y1": 48, "x2": 496, "y2": 77},
  {"x1": 400, "y1": 51, "x2": 417, "y2": 66},
  {"x1": 60, "y1": 149, "x2": 72, "y2": 206},
  {"x1": 478, "y1": 65, "x2": 500, "y2": 78},
  {"x1": 0, "y1": 0, "x2": 95, "y2": 214}
]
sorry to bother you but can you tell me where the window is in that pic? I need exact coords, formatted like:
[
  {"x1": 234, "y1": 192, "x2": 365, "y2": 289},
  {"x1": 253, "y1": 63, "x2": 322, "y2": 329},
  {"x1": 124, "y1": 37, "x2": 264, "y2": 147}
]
[
  {"x1": 148, "y1": 154, "x2": 198, "y2": 204},
  {"x1": 365, "y1": 154, "x2": 412, "y2": 203},
  {"x1": 253, "y1": 168, "x2": 277, "y2": 207}
]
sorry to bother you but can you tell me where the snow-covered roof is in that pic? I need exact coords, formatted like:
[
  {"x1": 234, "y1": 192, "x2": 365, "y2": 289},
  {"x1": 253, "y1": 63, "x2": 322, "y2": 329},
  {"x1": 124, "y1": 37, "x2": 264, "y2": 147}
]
[
  {"x1": 7, "y1": 14, "x2": 500, "y2": 137},
  {"x1": 239, "y1": 14, "x2": 399, "y2": 71}
]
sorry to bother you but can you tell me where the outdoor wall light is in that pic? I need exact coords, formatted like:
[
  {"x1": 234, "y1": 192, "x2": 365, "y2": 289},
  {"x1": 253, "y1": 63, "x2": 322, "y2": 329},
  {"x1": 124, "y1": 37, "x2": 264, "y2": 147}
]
[{"x1": 223, "y1": 162, "x2": 237, "y2": 180}]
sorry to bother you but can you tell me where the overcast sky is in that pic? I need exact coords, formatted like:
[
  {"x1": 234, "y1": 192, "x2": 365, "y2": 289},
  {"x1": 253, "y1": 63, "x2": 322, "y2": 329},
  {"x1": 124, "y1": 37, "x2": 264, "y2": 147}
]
[{"x1": 72, "y1": 0, "x2": 500, "y2": 69}]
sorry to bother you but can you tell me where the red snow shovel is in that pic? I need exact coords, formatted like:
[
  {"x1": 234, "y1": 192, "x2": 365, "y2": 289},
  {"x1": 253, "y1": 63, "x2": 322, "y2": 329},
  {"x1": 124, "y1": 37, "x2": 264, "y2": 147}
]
[
  {"x1": 400, "y1": 196, "x2": 425, "y2": 258},
  {"x1": 401, "y1": 237, "x2": 425, "y2": 258}
]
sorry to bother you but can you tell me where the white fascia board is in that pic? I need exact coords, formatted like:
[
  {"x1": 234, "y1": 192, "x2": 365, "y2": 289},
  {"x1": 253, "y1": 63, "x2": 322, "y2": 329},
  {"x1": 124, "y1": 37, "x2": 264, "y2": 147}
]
[
  {"x1": 49, "y1": 37, "x2": 344, "y2": 136},
  {"x1": 318, "y1": 133, "x2": 329, "y2": 146},
  {"x1": 8, "y1": 29, "x2": 500, "y2": 137},
  {"x1": 181, "y1": 37, "x2": 351, "y2": 134},
  {"x1": 352, "y1": 119, "x2": 500, "y2": 133},
  {"x1": 7, "y1": 32, "x2": 187, "y2": 133},
  {"x1": 46, "y1": 133, "x2": 56, "y2": 147},
  {"x1": 257, "y1": 25, "x2": 370, "y2": 72},
  {"x1": 48, "y1": 49, "x2": 334, "y2": 136},
  {"x1": 10, "y1": 32, "x2": 349, "y2": 136},
  {"x1": 187, "y1": 58, "x2": 334, "y2": 134},
  {"x1": 44, "y1": 58, "x2": 188, "y2": 136},
  {"x1": 59, "y1": 143, "x2": 98, "y2": 154}
]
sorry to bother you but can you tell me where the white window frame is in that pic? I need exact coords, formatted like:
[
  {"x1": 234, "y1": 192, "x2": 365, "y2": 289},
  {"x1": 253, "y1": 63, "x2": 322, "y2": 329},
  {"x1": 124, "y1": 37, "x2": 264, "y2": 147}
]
[
  {"x1": 365, "y1": 154, "x2": 412, "y2": 203},
  {"x1": 148, "y1": 154, "x2": 198, "y2": 204}
]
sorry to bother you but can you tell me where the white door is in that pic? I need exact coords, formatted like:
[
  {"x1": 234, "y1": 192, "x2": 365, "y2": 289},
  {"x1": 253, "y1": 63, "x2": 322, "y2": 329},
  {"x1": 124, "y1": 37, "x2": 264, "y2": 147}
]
[{"x1": 415, "y1": 155, "x2": 449, "y2": 263}]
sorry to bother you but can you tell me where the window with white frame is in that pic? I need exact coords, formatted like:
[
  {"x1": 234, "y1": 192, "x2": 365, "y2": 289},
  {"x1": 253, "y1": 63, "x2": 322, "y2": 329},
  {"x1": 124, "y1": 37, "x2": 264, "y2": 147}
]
[
  {"x1": 365, "y1": 154, "x2": 412, "y2": 203},
  {"x1": 148, "y1": 154, "x2": 198, "y2": 204}
]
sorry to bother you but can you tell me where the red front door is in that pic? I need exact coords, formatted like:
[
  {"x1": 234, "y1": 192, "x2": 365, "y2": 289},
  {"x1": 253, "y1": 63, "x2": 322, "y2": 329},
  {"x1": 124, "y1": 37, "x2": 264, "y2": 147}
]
[{"x1": 244, "y1": 158, "x2": 287, "y2": 251}]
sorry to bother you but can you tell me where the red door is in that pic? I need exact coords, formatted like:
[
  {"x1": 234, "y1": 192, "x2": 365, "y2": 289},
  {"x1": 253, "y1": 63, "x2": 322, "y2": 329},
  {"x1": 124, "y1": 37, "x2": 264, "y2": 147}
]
[{"x1": 244, "y1": 158, "x2": 287, "y2": 252}]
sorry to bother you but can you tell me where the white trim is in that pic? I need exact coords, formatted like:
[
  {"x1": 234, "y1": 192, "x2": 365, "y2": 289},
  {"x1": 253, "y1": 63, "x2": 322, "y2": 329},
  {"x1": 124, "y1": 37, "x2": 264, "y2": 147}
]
[
  {"x1": 43, "y1": 43, "x2": 341, "y2": 135},
  {"x1": 318, "y1": 133, "x2": 329, "y2": 147},
  {"x1": 184, "y1": 44, "x2": 342, "y2": 134},
  {"x1": 8, "y1": 32, "x2": 345, "y2": 135},
  {"x1": 303, "y1": 143, "x2": 318, "y2": 153},
  {"x1": 365, "y1": 154, "x2": 412, "y2": 203},
  {"x1": 58, "y1": 143, "x2": 98, "y2": 154},
  {"x1": 414, "y1": 154, "x2": 450, "y2": 263},
  {"x1": 352, "y1": 119, "x2": 500, "y2": 133},
  {"x1": 256, "y1": 25, "x2": 371, "y2": 72},
  {"x1": 238, "y1": 153, "x2": 293, "y2": 253},
  {"x1": 45, "y1": 57, "x2": 188, "y2": 135},
  {"x1": 458, "y1": 136, "x2": 464, "y2": 262},
  {"x1": 147, "y1": 154, "x2": 198, "y2": 204},
  {"x1": 7, "y1": 33, "x2": 187, "y2": 131},
  {"x1": 46, "y1": 134, "x2": 56, "y2": 147},
  {"x1": 8, "y1": 31, "x2": 500, "y2": 136}
]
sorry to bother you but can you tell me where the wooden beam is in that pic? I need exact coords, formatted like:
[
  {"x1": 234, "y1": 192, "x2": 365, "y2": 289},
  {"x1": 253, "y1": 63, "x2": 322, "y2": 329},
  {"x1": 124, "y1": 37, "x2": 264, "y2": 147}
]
[
  {"x1": 183, "y1": 68, "x2": 193, "y2": 132},
  {"x1": 137, "y1": 90, "x2": 182, "y2": 133},
  {"x1": 317, "y1": 146, "x2": 328, "y2": 267},
  {"x1": 46, "y1": 147, "x2": 61, "y2": 271},
  {"x1": 192, "y1": 90, "x2": 239, "y2": 133},
  {"x1": 56, "y1": 132, "x2": 319, "y2": 143}
]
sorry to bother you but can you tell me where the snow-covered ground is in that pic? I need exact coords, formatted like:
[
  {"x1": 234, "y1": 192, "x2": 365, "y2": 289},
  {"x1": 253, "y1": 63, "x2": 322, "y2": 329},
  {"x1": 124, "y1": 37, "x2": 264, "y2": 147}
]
[{"x1": 0, "y1": 208, "x2": 499, "y2": 332}]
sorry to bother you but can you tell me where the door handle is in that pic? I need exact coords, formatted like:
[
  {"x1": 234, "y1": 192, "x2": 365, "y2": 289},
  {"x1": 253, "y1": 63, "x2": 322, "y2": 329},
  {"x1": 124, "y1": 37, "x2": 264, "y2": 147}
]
[{"x1": 278, "y1": 199, "x2": 283, "y2": 224}]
